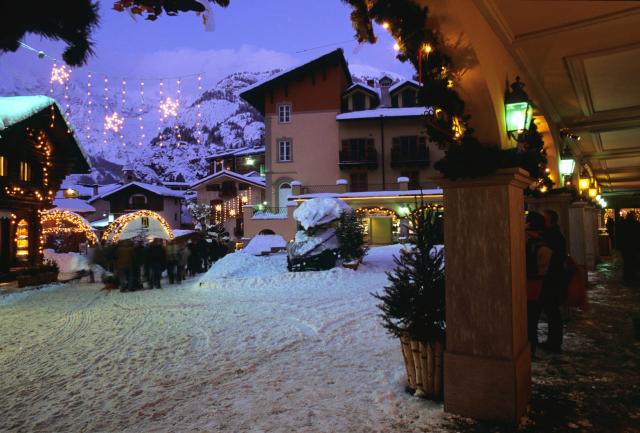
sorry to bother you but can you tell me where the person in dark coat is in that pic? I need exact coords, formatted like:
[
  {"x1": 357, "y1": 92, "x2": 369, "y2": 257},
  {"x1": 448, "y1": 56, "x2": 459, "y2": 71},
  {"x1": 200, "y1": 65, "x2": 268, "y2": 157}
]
[
  {"x1": 526, "y1": 211, "x2": 552, "y2": 357},
  {"x1": 617, "y1": 211, "x2": 639, "y2": 285},
  {"x1": 147, "y1": 239, "x2": 166, "y2": 289},
  {"x1": 187, "y1": 239, "x2": 199, "y2": 276},
  {"x1": 541, "y1": 209, "x2": 569, "y2": 352},
  {"x1": 115, "y1": 239, "x2": 135, "y2": 292}
]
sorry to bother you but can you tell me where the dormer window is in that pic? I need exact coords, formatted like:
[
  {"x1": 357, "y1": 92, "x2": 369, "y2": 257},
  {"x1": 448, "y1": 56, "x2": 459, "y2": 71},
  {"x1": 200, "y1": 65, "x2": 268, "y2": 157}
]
[
  {"x1": 352, "y1": 92, "x2": 366, "y2": 111},
  {"x1": 401, "y1": 89, "x2": 417, "y2": 107},
  {"x1": 278, "y1": 104, "x2": 291, "y2": 123}
]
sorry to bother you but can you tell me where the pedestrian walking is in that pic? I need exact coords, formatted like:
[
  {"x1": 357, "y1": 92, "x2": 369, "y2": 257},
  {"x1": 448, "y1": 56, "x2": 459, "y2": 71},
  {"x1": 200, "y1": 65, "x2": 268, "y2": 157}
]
[
  {"x1": 115, "y1": 239, "x2": 135, "y2": 292},
  {"x1": 147, "y1": 238, "x2": 166, "y2": 289},
  {"x1": 525, "y1": 211, "x2": 552, "y2": 357},
  {"x1": 166, "y1": 240, "x2": 179, "y2": 284}
]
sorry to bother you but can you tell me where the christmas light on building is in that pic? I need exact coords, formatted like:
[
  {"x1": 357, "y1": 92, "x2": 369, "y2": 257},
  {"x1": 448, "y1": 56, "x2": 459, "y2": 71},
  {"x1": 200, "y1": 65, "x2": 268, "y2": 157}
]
[{"x1": 50, "y1": 63, "x2": 70, "y2": 85}]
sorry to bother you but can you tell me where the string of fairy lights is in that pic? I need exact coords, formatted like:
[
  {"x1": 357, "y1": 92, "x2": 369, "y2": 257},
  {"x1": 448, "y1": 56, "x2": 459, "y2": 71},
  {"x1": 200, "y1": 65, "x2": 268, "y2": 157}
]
[{"x1": 43, "y1": 58, "x2": 206, "y2": 149}]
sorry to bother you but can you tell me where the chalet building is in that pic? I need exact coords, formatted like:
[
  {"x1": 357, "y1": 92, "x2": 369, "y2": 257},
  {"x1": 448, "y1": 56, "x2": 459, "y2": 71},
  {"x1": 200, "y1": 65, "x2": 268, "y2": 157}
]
[
  {"x1": 88, "y1": 172, "x2": 184, "y2": 229},
  {"x1": 191, "y1": 169, "x2": 266, "y2": 239},
  {"x1": 238, "y1": 49, "x2": 444, "y2": 243},
  {"x1": 0, "y1": 96, "x2": 90, "y2": 272},
  {"x1": 205, "y1": 146, "x2": 266, "y2": 176}
]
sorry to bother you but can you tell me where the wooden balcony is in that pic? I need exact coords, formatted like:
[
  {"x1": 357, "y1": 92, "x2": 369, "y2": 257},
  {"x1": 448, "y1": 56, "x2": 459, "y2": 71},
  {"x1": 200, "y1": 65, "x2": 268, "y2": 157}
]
[
  {"x1": 390, "y1": 143, "x2": 430, "y2": 168},
  {"x1": 339, "y1": 148, "x2": 378, "y2": 169}
]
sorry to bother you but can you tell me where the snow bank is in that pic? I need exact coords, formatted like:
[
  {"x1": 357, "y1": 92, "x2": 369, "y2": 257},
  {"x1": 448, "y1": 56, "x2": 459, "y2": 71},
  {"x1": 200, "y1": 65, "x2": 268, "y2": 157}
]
[
  {"x1": 293, "y1": 197, "x2": 351, "y2": 230},
  {"x1": 197, "y1": 251, "x2": 287, "y2": 283},
  {"x1": 44, "y1": 249, "x2": 89, "y2": 273},
  {"x1": 243, "y1": 234, "x2": 288, "y2": 256}
]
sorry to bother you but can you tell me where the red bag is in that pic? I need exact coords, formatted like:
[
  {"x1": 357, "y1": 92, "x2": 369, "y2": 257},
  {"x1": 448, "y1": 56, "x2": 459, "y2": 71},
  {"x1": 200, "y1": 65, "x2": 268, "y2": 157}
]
[{"x1": 564, "y1": 256, "x2": 588, "y2": 309}]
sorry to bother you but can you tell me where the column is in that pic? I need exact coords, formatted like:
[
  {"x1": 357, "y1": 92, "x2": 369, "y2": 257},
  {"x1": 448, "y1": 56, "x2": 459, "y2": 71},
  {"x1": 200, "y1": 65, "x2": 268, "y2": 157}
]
[{"x1": 442, "y1": 168, "x2": 531, "y2": 422}]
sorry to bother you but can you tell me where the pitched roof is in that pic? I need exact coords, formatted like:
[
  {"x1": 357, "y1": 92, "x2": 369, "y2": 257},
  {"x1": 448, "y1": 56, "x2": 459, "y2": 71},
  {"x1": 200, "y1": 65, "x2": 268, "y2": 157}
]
[
  {"x1": 240, "y1": 49, "x2": 353, "y2": 114},
  {"x1": 190, "y1": 169, "x2": 266, "y2": 189},
  {"x1": 89, "y1": 181, "x2": 184, "y2": 202},
  {"x1": 205, "y1": 146, "x2": 265, "y2": 161},
  {"x1": 0, "y1": 96, "x2": 90, "y2": 173},
  {"x1": 389, "y1": 79, "x2": 421, "y2": 93},
  {"x1": 52, "y1": 198, "x2": 96, "y2": 213}
]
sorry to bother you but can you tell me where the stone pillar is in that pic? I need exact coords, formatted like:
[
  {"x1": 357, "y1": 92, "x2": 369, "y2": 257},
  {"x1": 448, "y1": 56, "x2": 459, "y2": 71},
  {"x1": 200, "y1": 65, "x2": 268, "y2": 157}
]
[
  {"x1": 397, "y1": 176, "x2": 409, "y2": 191},
  {"x1": 583, "y1": 205, "x2": 597, "y2": 270},
  {"x1": 568, "y1": 202, "x2": 587, "y2": 269},
  {"x1": 336, "y1": 179, "x2": 348, "y2": 194},
  {"x1": 442, "y1": 168, "x2": 531, "y2": 423}
]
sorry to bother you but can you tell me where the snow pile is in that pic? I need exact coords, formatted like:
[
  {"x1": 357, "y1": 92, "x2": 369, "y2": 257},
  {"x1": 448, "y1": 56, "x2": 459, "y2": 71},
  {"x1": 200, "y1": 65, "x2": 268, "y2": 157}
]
[
  {"x1": 44, "y1": 249, "x2": 89, "y2": 273},
  {"x1": 293, "y1": 197, "x2": 350, "y2": 230},
  {"x1": 198, "y1": 251, "x2": 287, "y2": 282},
  {"x1": 291, "y1": 228, "x2": 338, "y2": 257},
  {"x1": 0, "y1": 95, "x2": 55, "y2": 130},
  {"x1": 243, "y1": 234, "x2": 288, "y2": 256}
]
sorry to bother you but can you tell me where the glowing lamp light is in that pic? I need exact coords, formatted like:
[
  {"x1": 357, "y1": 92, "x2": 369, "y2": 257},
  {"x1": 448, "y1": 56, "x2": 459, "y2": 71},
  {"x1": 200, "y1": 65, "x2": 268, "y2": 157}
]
[
  {"x1": 104, "y1": 112, "x2": 124, "y2": 132},
  {"x1": 393, "y1": 42, "x2": 401, "y2": 52},
  {"x1": 504, "y1": 76, "x2": 532, "y2": 140},
  {"x1": 50, "y1": 64, "x2": 70, "y2": 85},
  {"x1": 215, "y1": 204, "x2": 222, "y2": 212},
  {"x1": 588, "y1": 187, "x2": 598, "y2": 198},
  {"x1": 579, "y1": 177, "x2": 589, "y2": 191},
  {"x1": 422, "y1": 44, "x2": 433, "y2": 55},
  {"x1": 398, "y1": 206, "x2": 410, "y2": 217},
  {"x1": 559, "y1": 143, "x2": 575, "y2": 177},
  {"x1": 245, "y1": 156, "x2": 256, "y2": 166},
  {"x1": 381, "y1": 22, "x2": 390, "y2": 29},
  {"x1": 160, "y1": 97, "x2": 180, "y2": 118},
  {"x1": 241, "y1": 196, "x2": 248, "y2": 204}
]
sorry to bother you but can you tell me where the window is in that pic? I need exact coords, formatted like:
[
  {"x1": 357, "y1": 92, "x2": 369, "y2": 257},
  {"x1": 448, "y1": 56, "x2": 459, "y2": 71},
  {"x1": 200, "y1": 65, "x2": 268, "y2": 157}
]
[
  {"x1": 19, "y1": 161, "x2": 31, "y2": 182},
  {"x1": 396, "y1": 136, "x2": 419, "y2": 157},
  {"x1": 342, "y1": 138, "x2": 373, "y2": 160},
  {"x1": 352, "y1": 92, "x2": 366, "y2": 111},
  {"x1": 278, "y1": 104, "x2": 291, "y2": 123},
  {"x1": 350, "y1": 173, "x2": 368, "y2": 192},
  {"x1": 0, "y1": 156, "x2": 6, "y2": 176},
  {"x1": 15, "y1": 219, "x2": 29, "y2": 260},
  {"x1": 129, "y1": 194, "x2": 148, "y2": 209},
  {"x1": 278, "y1": 139, "x2": 292, "y2": 162},
  {"x1": 401, "y1": 89, "x2": 417, "y2": 107}
]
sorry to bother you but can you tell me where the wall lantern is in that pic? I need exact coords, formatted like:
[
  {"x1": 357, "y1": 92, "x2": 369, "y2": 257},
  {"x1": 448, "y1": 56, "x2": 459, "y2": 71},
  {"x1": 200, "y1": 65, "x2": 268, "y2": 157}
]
[
  {"x1": 588, "y1": 183, "x2": 598, "y2": 199},
  {"x1": 559, "y1": 145, "x2": 575, "y2": 178},
  {"x1": 245, "y1": 156, "x2": 256, "y2": 166},
  {"x1": 578, "y1": 170, "x2": 590, "y2": 191},
  {"x1": 504, "y1": 76, "x2": 533, "y2": 141}
]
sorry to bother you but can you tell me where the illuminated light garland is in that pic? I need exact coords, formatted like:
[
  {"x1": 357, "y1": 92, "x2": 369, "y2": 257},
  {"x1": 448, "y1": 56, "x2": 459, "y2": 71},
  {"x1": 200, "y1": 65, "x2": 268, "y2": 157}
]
[
  {"x1": 139, "y1": 80, "x2": 145, "y2": 146},
  {"x1": 175, "y1": 79, "x2": 182, "y2": 144},
  {"x1": 102, "y1": 210, "x2": 174, "y2": 243},
  {"x1": 196, "y1": 74, "x2": 203, "y2": 144},
  {"x1": 40, "y1": 209, "x2": 98, "y2": 245},
  {"x1": 103, "y1": 76, "x2": 109, "y2": 145},
  {"x1": 120, "y1": 80, "x2": 127, "y2": 144},
  {"x1": 50, "y1": 63, "x2": 70, "y2": 85},
  {"x1": 85, "y1": 73, "x2": 93, "y2": 142},
  {"x1": 158, "y1": 80, "x2": 165, "y2": 147},
  {"x1": 451, "y1": 116, "x2": 464, "y2": 140},
  {"x1": 104, "y1": 112, "x2": 124, "y2": 132}
]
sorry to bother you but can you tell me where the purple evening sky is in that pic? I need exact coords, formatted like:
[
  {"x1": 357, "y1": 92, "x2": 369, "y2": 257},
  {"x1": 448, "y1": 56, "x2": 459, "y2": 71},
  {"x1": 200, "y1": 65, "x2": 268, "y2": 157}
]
[{"x1": 0, "y1": 0, "x2": 415, "y2": 89}]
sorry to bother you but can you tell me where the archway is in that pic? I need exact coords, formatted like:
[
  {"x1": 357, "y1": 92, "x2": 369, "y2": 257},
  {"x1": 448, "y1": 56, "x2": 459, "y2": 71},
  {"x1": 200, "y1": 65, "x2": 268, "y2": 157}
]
[
  {"x1": 40, "y1": 209, "x2": 98, "y2": 252},
  {"x1": 102, "y1": 210, "x2": 174, "y2": 243},
  {"x1": 278, "y1": 182, "x2": 292, "y2": 209}
]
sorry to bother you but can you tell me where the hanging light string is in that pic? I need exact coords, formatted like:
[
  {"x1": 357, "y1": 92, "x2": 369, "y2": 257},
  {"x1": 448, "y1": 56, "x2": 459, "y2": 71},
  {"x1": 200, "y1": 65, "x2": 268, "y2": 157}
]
[
  {"x1": 175, "y1": 78, "x2": 182, "y2": 146},
  {"x1": 196, "y1": 74, "x2": 203, "y2": 145},
  {"x1": 139, "y1": 80, "x2": 145, "y2": 147},
  {"x1": 103, "y1": 76, "x2": 109, "y2": 145},
  {"x1": 120, "y1": 79, "x2": 127, "y2": 145},
  {"x1": 158, "y1": 79, "x2": 164, "y2": 148},
  {"x1": 85, "y1": 72, "x2": 93, "y2": 142}
]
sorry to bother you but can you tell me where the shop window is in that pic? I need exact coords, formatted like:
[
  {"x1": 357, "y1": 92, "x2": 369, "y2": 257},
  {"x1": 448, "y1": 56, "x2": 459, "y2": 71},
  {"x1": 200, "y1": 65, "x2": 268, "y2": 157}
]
[
  {"x1": 19, "y1": 161, "x2": 31, "y2": 182},
  {"x1": 16, "y1": 219, "x2": 29, "y2": 260}
]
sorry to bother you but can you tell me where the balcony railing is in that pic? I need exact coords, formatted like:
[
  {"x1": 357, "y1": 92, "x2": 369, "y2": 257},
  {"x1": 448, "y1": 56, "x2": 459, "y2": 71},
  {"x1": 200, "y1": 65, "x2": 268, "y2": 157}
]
[
  {"x1": 390, "y1": 144, "x2": 430, "y2": 167},
  {"x1": 298, "y1": 181, "x2": 441, "y2": 194},
  {"x1": 300, "y1": 185, "x2": 344, "y2": 194},
  {"x1": 339, "y1": 148, "x2": 378, "y2": 169}
]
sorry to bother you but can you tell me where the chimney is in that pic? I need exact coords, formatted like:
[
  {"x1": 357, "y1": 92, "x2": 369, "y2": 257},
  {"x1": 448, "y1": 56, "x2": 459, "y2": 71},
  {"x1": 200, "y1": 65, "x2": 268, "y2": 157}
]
[
  {"x1": 378, "y1": 75, "x2": 393, "y2": 108},
  {"x1": 366, "y1": 79, "x2": 375, "y2": 88},
  {"x1": 122, "y1": 166, "x2": 136, "y2": 184}
]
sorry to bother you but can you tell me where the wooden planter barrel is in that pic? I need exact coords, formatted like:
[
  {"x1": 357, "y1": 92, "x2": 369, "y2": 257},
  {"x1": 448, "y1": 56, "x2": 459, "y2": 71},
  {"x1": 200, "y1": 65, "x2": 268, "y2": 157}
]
[
  {"x1": 17, "y1": 272, "x2": 59, "y2": 288},
  {"x1": 399, "y1": 334, "x2": 444, "y2": 400}
]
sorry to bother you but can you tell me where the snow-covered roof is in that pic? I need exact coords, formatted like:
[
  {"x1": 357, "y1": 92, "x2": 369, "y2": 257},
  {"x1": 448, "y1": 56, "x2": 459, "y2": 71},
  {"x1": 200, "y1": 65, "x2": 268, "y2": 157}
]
[
  {"x1": 291, "y1": 188, "x2": 443, "y2": 201},
  {"x1": 207, "y1": 146, "x2": 265, "y2": 160},
  {"x1": 52, "y1": 198, "x2": 97, "y2": 213},
  {"x1": 191, "y1": 169, "x2": 266, "y2": 189},
  {"x1": 336, "y1": 106, "x2": 431, "y2": 121},
  {"x1": 344, "y1": 83, "x2": 379, "y2": 96},
  {"x1": 389, "y1": 79, "x2": 420, "y2": 93},
  {"x1": 90, "y1": 181, "x2": 184, "y2": 202},
  {"x1": 0, "y1": 95, "x2": 56, "y2": 131}
]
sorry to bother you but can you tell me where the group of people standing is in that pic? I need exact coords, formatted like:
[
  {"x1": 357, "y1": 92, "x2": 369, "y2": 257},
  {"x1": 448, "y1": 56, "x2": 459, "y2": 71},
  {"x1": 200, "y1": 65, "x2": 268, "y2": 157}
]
[
  {"x1": 525, "y1": 209, "x2": 568, "y2": 356},
  {"x1": 94, "y1": 236, "x2": 230, "y2": 292}
]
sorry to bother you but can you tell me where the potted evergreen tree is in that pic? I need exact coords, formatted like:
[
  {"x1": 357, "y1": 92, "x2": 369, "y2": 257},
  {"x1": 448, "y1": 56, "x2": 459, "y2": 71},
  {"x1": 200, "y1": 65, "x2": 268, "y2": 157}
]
[
  {"x1": 373, "y1": 204, "x2": 445, "y2": 400},
  {"x1": 336, "y1": 210, "x2": 368, "y2": 269}
]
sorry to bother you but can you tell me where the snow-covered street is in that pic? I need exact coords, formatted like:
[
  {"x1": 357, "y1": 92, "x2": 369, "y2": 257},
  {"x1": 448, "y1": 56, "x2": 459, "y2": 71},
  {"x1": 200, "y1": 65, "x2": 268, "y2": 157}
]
[{"x1": 0, "y1": 245, "x2": 446, "y2": 433}]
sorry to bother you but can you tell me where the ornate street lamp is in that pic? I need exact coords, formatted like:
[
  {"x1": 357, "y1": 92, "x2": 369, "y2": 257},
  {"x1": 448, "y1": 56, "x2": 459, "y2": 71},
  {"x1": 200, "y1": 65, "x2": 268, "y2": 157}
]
[
  {"x1": 578, "y1": 169, "x2": 590, "y2": 191},
  {"x1": 559, "y1": 143, "x2": 576, "y2": 184},
  {"x1": 504, "y1": 76, "x2": 533, "y2": 141}
]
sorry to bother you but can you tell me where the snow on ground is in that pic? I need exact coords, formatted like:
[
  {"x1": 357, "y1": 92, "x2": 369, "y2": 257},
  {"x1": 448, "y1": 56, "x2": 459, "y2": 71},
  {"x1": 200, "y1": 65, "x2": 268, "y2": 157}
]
[
  {"x1": 0, "y1": 245, "x2": 450, "y2": 433},
  {"x1": 242, "y1": 234, "x2": 287, "y2": 256}
]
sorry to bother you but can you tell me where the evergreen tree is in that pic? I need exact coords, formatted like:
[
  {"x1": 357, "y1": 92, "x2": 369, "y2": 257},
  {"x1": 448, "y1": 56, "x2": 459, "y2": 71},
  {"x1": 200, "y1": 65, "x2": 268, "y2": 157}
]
[
  {"x1": 373, "y1": 205, "x2": 445, "y2": 343},
  {"x1": 336, "y1": 210, "x2": 368, "y2": 262}
]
